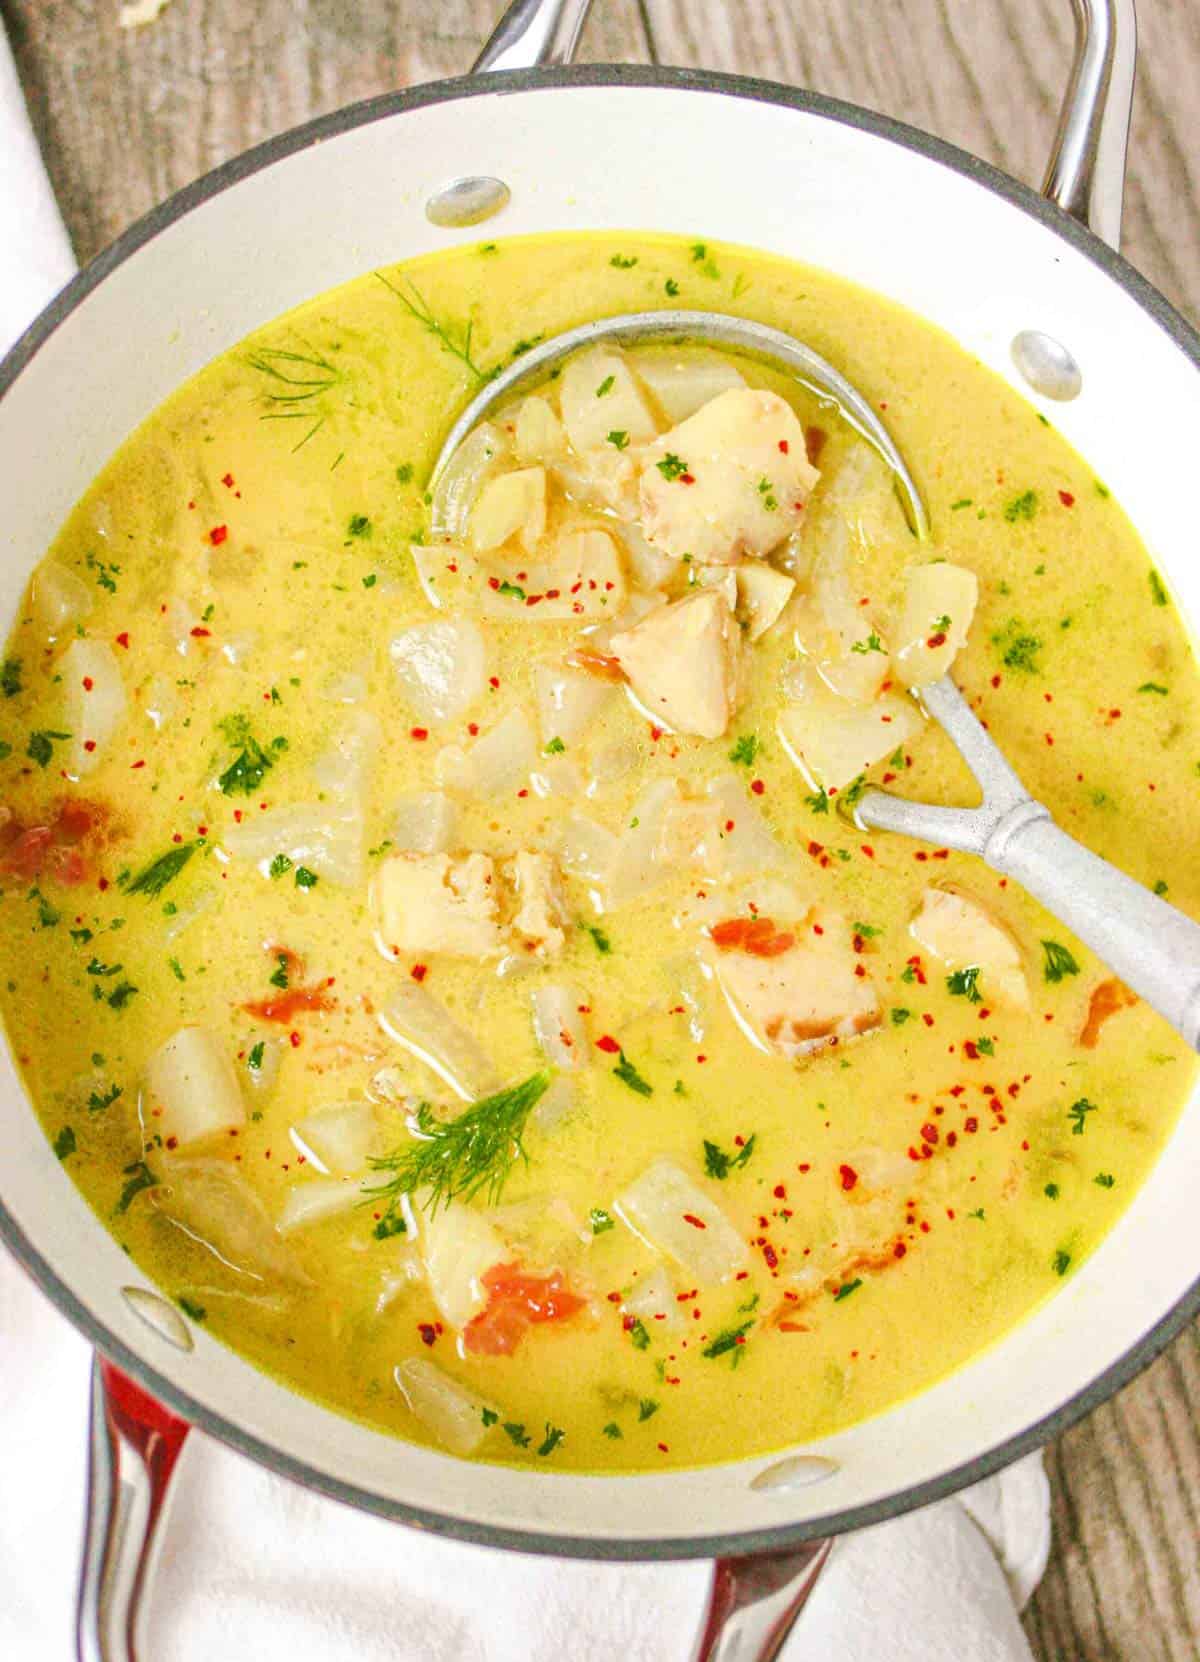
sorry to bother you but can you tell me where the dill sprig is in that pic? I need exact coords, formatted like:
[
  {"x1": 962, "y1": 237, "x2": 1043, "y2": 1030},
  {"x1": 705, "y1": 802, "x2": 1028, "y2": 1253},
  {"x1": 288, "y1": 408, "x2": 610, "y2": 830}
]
[
  {"x1": 246, "y1": 344, "x2": 344, "y2": 453},
  {"x1": 366, "y1": 1070, "x2": 551, "y2": 1218},
  {"x1": 373, "y1": 271, "x2": 493, "y2": 384}
]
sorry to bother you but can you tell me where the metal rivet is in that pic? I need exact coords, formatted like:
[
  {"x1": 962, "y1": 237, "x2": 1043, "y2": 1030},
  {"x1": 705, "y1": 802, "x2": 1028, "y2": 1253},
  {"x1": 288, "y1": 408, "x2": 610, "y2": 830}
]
[
  {"x1": 121, "y1": 1285, "x2": 194, "y2": 1353},
  {"x1": 425, "y1": 177, "x2": 511, "y2": 229},
  {"x1": 1010, "y1": 331, "x2": 1083, "y2": 402},
  {"x1": 750, "y1": 1455, "x2": 840, "y2": 1493}
]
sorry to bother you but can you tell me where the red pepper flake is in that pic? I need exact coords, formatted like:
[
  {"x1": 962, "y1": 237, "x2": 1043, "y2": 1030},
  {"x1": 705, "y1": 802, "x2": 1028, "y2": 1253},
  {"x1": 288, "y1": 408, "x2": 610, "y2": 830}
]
[
  {"x1": 83, "y1": 740, "x2": 96, "y2": 753},
  {"x1": 410, "y1": 727, "x2": 428, "y2": 741},
  {"x1": 920, "y1": 1123, "x2": 939, "y2": 1145},
  {"x1": 289, "y1": 1031, "x2": 302, "y2": 1048},
  {"x1": 679, "y1": 472, "x2": 696, "y2": 485},
  {"x1": 762, "y1": 1242, "x2": 779, "y2": 1269},
  {"x1": 115, "y1": 632, "x2": 130, "y2": 649},
  {"x1": 1058, "y1": 489, "x2": 1075, "y2": 507},
  {"x1": 773, "y1": 1184, "x2": 786, "y2": 1200},
  {"x1": 650, "y1": 725, "x2": 663, "y2": 741},
  {"x1": 488, "y1": 676, "x2": 500, "y2": 690},
  {"x1": 838, "y1": 1164, "x2": 858, "y2": 1192},
  {"x1": 208, "y1": 525, "x2": 228, "y2": 546},
  {"x1": 467, "y1": 722, "x2": 479, "y2": 736},
  {"x1": 750, "y1": 778, "x2": 765, "y2": 796},
  {"x1": 860, "y1": 845, "x2": 875, "y2": 859},
  {"x1": 991, "y1": 674, "x2": 1002, "y2": 689},
  {"x1": 410, "y1": 963, "x2": 428, "y2": 983},
  {"x1": 131, "y1": 759, "x2": 145, "y2": 770},
  {"x1": 190, "y1": 627, "x2": 211, "y2": 639},
  {"x1": 922, "y1": 1013, "x2": 935, "y2": 1027},
  {"x1": 926, "y1": 631, "x2": 947, "y2": 649},
  {"x1": 418, "y1": 1322, "x2": 438, "y2": 1347},
  {"x1": 778, "y1": 439, "x2": 789, "y2": 454},
  {"x1": 964, "y1": 1116, "x2": 979, "y2": 1133},
  {"x1": 682, "y1": 1213, "x2": 707, "y2": 1230},
  {"x1": 82, "y1": 676, "x2": 94, "y2": 691},
  {"x1": 595, "y1": 1034, "x2": 621, "y2": 1054},
  {"x1": 963, "y1": 1040, "x2": 980, "y2": 1060}
]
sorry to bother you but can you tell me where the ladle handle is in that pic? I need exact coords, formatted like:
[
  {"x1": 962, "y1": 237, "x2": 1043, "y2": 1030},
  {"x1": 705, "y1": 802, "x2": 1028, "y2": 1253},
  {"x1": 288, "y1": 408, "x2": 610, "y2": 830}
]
[
  {"x1": 989, "y1": 812, "x2": 1200, "y2": 1051},
  {"x1": 76, "y1": 1357, "x2": 190, "y2": 1662}
]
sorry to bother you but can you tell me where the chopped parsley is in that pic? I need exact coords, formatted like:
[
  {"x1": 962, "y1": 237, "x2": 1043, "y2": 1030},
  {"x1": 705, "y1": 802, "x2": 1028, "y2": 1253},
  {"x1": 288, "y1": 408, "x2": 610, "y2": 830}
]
[
  {"x1": 1, "y1": 658, "x2": 23, "y2": 698},
  {"x1": 396, "y1": 463, "x2": 414, "y2": 485},
  {"x1": 833, "y1": 1278, "x2": 863, "y2": 1302},
  {"x1": 480, "y1": 1407, "x2": 499, "y2": 1427},
  {"x1": 115, "y1": 1159, "x2": 156, "y2": 1214},
  {"x1": 703, "y1": 1135, "x2": 756, "y2": 1179},
  {"x1": 991, "y1": 621, "x2": 1042, "y2": 674},
  {"x1": 502, "y1": 1422, "x2": 531, "y2": 1449},
  {"x1": 372, "y1": 1213, "x2": 407, "y2": 1240},
  {"x1": 729, "y1": 733, "x2": 759, "y2": 767},
  {"x1": 1003, "y1": 489, "x2": 1039, "y2": 522},
  {"x1": 756, "y1": 477, "x2": 778, "y2": 511},
  {"x1": 1068, "y1": 1097, "x2": 1097, "y2": 1135},
  {"x1": 602, "y1": 1421, "x2": 623, "y2": 1438},
  {"x1": 1041, "y1": 940, "x2": 1079, "y2": 983},
  {"x1": 177, "y1": 1296, "x2": 206, "y2": 1322},
  {"x1": 613, "y1": 1050, "x2": 653, "y2": 1096},
  {"x1": 606, "y1": 430, "x2": 630, "y2": 450},
  {"x1": 269, "y1": 853, "x2": 293, "y2": 879},
  {"x1": 890, "y1": 1007, "x2": 911, "y2": 1026},
  {"x1": 497, "y1": 580, "x2": 526, "y2": 600},
  {"x1": 107, "y1": 982, "x2": 138, "y2": 1010},
  {"x1": 27, "y1": 730, "x2": 70, "y2": 769},
  {"x1": 637, "y1": 1399, "x2": 659, "y2": 1422},
  {"x1": 582, "y1": 922, "x2": 611, "y2": 954},
  {"x1": 53, "y1": 1126, "x2": 76, "y2": 1160},
  {"x1": 805, "y1": 786, "x2": 830, "y2": 815},
  {"x1": 168, "y1": 957, "x2": 186, "y2": 982},
  {"x1": 294, "y1": 866, "x2": 319, "y2": 890},
  {"x1": 946, "y1": 965, "x2": 982, "y2": 1003},
  {"x1": 655, "y1": 453, "x2": 688, "y2": 481},
  {"x1": 1149, "y1": 570, "x2": 1168, "y2": 606},
  {"x1": 968, "y1": 1208, "x2": 986, "y2": 1221},
  {"x1": 977, "y1": 1036, "x2": 995, "y2": 1055},
  {"x1": 536, "y1": 1423, "x2": 566, "y2": 1456},
  {"x1": 852, "y1": 921, "x2": 881, "y2": 939},
  {"x1": 347, "y1": 513, "x2": 372, "y2": 538},
  {"x1": 126, "y1": 841, "x2": 197, "y2": 899},
  {"x1": 1138, "y1": 681, "x2": 1168, "y2": 695},
  {"x1": 87, "y1": 1083, "x2": 122, "y2": 1113},
  {"x1": 247, "y1": 1041, "x2": 265, "y2": 1072},
  {"x1": 628, "y1": 1317, "x2": 651, "y2": 1351},
  {"x1": 1094, "y1": 1172, "x2": 1116, "y2": 1188},
  {"x1": 589, "y1": 1207, "x2": 615, "y2": 1235},
  {"x1": 850, "y1": 632, "x2": 884, "y2": 655},
  {"x1": 664, "y1": 279, "x2": 680, "y2": 297},
  {"x1": 609, "y1": 254, "x2": 638, "y2": 269},
  {"x1": 702, "y1": 1319, "x2": 753, "y2": 1363},
  {"x1": 595, "y1": 375, "x2": 615, "y2": 397},
  {"x1": 269, "y1": 954, "x2": 290, "y2": 989},
  {"x1": 1052, "y1": 1249, "x2": 1072, "y2": 1277},
  {"x1": 85, "y1": 956, "x2": 121, "y2": 977},
  {"x1": 543, "y1": 736, "x2": 566, "y2": 755},
  {"x1": 1044, "y1": 1183, "x2": 1060, "y2": 1200}
]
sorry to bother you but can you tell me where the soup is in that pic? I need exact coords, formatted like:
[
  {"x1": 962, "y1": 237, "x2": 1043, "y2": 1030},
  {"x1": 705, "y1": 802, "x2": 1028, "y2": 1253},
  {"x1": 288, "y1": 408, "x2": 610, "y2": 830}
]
[{"x1": 2, "y1": 235, "x2": 1195, "y2": 1473}]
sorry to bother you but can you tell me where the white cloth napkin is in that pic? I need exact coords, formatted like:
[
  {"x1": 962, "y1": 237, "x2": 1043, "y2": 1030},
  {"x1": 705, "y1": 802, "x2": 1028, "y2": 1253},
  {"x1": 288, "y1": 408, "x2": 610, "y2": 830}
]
[{"x1": 0, "y1": 24, "x2": 1050, "y2": 1660}]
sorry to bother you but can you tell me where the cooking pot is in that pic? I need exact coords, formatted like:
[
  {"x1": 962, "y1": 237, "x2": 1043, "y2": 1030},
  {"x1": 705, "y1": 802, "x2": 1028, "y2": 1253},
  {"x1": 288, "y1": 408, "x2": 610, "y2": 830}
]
[{"x1": 3, "y1": 1, "x2": 1198, "y2": 1657}]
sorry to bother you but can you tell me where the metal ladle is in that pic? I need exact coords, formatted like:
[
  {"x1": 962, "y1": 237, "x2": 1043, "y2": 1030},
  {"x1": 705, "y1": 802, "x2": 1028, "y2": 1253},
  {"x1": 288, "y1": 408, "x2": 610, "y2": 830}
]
[{"x1": 436, "y1": 310, "x2": 1200, "y2": 1053}]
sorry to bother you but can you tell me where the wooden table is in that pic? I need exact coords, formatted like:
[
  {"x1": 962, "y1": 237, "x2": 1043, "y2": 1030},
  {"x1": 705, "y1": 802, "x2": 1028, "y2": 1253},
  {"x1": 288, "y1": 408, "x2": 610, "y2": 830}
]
[{"x1": 6, "y1": 2, "x2": 1198, "y2": 1655}]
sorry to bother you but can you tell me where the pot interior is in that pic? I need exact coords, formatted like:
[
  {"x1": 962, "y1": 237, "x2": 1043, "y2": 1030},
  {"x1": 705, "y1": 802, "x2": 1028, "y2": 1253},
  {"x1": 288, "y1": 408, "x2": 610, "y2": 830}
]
[{"x1": 2, "y1": 71, "x2": 1198, "y2": 1555}]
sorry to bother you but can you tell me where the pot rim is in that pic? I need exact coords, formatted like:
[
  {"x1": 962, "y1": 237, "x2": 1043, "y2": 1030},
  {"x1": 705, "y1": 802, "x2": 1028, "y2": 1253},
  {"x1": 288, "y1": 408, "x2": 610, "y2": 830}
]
[{"x1": 3, "y1": 61, "x2": 1199, "y2": 1562}]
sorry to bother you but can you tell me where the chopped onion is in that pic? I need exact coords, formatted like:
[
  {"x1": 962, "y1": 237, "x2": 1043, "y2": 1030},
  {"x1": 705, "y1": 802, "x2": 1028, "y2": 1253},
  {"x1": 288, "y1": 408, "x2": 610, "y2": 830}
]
[
  {"x1": 394, "y1": 1357, "x2": 497, "y2": 1456},
  {"x1": 290, "y1": 1101, "x2": 376, "y2": 1175},
  {"x1": 420, "y1": 1202, "x2": 506, "y2": 1329},
  {"x1": 623, "y1": 1263, "x2": 685, "y2": 1334},
  {"x1": 436, "y1": 706, "x2": 534, "y2": 798},
  {"x1": 617, "y1": 523, "x2": 678, "y2": 592},
  {"x1": 391, "y1": 791, "x2": 458, "y2": 854},
  {"x1": 390, "y1": 620, "x2": 486, "y2": 725},
  {"x1": 533, "y1": 660, "x2": 614, "y2": 748},
  {"x1": 705, "y1": 775, "x2": 787, "y2": 874},
  {"x1": 615, "y1": 1159, "x2": 750, "y2": 1284},
  {"x1": 277, "y1": 1175, "x2": 364, "y2": 1234},
  {"x1": 777, "y1": 683, "x2": 923, "y2": 791},
  {"x1": 61, "y1": 638, "x2": 127, "y2": 776},
  {"x1": 558, "y1": 814, "x2": 618, "y2": 886},
  {"x1": 143, "y1": 1026, "x2": 245, "y2": 1148},
  {"x1": 379, "y1": 986, "x2": 499, "y2": 1101},
  {"x1": 152, "y1": 1159, "x2": 308, "y2": 1285},
  {"x1": 560, "y1": 346, "x2": 659, "y2": 453},
  {"x1": 512, "y1": 395, "x2": 565, "y2": 464},
  {"x1": 431, "y1": 421, "x2": 509, "y2": 540},
  {"x1": 531, "y1": 983, "x2": 589, "y2": 1070},
  {"x1": 531, "y1": 1074, "x2": 577, "y2": 1135},
  {"x1": 33, "y1": 561, "x2": 93, "y2": 639},
  {"x1": 469, "y1": 466, "x2": 546, "y2": 553}
]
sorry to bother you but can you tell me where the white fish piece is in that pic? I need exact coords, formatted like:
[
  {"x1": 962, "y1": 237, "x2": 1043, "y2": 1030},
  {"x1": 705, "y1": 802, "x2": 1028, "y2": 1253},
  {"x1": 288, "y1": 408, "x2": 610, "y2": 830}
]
[
  {"x1": 910, "y1": 887, "x2": 1030, "y2": 1009},
  {"x1": 508, "y1": 851, "x2": 569, "y2": 961},
  {"x1": 373, "y1": 851, "x2": 505, "y2": 961},
  {"x1": 609, "y1": 590, "x2": 742, "y2": 740}
]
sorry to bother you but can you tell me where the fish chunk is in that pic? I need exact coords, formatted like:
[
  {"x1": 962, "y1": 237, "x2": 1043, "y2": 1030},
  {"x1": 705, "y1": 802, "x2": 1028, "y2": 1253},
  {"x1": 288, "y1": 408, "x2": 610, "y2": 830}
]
[
  {"x1": 638, "y1": 389, "x2": 819, "y2": 565},
  {"x1": 609, "y1": 590, "x2": 742, "y2": 739},
  {"x1": 910, "y1": 887, "x2": 1029, "y2": 1009},
  {"x1": 703, "y1": 906, "x2": 882, "y2": 1059},
  {"x1": 507, "y1": 850, "x2": 568, "y2": 959},
  {"x1": 373, "y1": 851, "x2": 504, "y2": 960}
]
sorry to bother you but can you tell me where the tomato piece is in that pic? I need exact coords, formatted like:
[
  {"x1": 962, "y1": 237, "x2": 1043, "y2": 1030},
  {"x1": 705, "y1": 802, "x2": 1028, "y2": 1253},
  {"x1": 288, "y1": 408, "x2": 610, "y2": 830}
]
[
  {"x1": 462, "y1": 1263, "x2": 586, "y2": 1357},
  {"x1": 1079, "y1": 978, "x2": 1137, "y2": 1048},
  {"x1": 0, "y1": 796, "x2": 113, "y2": 884},
  {"x1": 564, "y1": 647, "x2": 626, "y2": 684},
  {"x1": 711, "y1": 916, "x2": 794, "y2": 958},
  {"x1": 242, "y1": 987, "x2": 335, "y2": 1024}
]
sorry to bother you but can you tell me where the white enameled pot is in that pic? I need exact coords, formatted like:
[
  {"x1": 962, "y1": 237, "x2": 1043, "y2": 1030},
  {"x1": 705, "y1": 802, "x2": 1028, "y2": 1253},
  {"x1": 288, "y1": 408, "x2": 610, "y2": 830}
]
[{"x1": 2, "y1": 0, "x2": 1198, "y2": 1656}]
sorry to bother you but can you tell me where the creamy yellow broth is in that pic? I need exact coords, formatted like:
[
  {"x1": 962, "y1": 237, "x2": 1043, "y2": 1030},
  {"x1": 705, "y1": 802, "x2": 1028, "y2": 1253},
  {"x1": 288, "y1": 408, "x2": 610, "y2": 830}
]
[{"x1": 2, "y1": 233, "x2": 1197, "y2": 1473}]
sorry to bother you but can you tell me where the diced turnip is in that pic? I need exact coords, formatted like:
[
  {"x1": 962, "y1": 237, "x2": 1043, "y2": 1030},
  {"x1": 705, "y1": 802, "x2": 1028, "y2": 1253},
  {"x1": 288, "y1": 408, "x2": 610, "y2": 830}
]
[
  {"x1": 529, "y1": 755, "x2": 585, "y2": 800},
  {"x1": 223, "y1": 800, "x2": 365, "y2": 886},
  {"x1": 910, "y1": 887, "x2": 1030, "y2": 1009},
  {"x1": 431, "y1": 421, "x2": 509, "y2": 540},
  {"x1": 508, "y1": 850, "x2": 568, "y2": 959},
  {"x1": 373, "y1": 851, "x2": 505, "y2": 960},
  {"x1": 277, "y1": 1175, "x2": 364, "y2": 1234},
  {"x1": 312, "y1": 709, "x2": 380, "y2": 800},
  {"x1": 379, "y1": 986, "x2": 499, "y2": 1101},
  {"x1": 531, "y1": 983, "x2": 589, "y2": 1069},
  {"x1": 615, "y1": 1159, "x2": 750, "y2": 1284},
  {"x1": 623, "y1": 1262, "x2": 685, "y2": 1334},
  {"x1": 469, "y1": 466, "x2": 547, "y2": 553},
  {"x1": 704, "y1": 905, "x2": 882, "y2": 1059},
  {"x1": 736, "y1": 563, "x2": 795, "y2": 640},
  {"x1": 33, "y1": 561, "x2": 93, "y2": 639},
  {"x1": 777, "y1": 673, "x2": 922, "y2": 790},
  {"x1": 152, "y1": 1159, "x2": 308, "y2": 1285},
  {"x1": 435, "y1": 706, "x2": 535, "y2": 798},
  {"x1": 658, "y1": 795, "x2": 727, "y2": 877},
  {"x1": 512, "y1": 395, "x2": 565, "y2": 464},
  {"x1": 893, "y1": 562, "x2": 979, "y2": 688},
  {"x1": 394, "y1": 1357, "x2": 497, "y2": 1456},
  {"x1": 610, "y1": 590, "x2": 742, "y2": 740},
  {"x1": 392, "y1": 791, "x2": 458, "y2": 854},
  {"x1": 558, "y1": 814, "x2": 619, "y2": 887},
  {"x1": 390, "y1": 620, "x2": 486, "y2": 725},
  {"x1": 533, "y1": 660, "x2": 614, "y2": 748},
  {"x1": 631, "y1": 349, "x2": 746, "y2": 425},
  {"x1": 290, "y1": 1100, "x2": 377, "y2": 1175},
  {"x1": 704, "y1": 775, "x2": 787, "y2": 875},
  {"x1": 531, "y1": 1074, "x2": 577, "y2": 1135},
  {"x1": 617, "y1": 523, "x2": 678, "y2": 592},
  {"x1": 144, "y1": 1026, "x2": 245, "y2": 1148},
  {"x1": 605, "y1": 777, "x2": 683, "y2": 908},
  {"x1": 560, "y1": 346, "x2": 659, "y2": 453},
  {"x1": 639, "y1": 389, "x2": 819, "y2": 565},
  {"x1": 586, "y1": 742, "x2": 638, "y2": 798},
  {"x1": 413, "y1": 534, "x2": 625, "y2": 622},
  {"x1": 61, "y1": 638, "x2": 127, "y2": 776},
  {"x1": 420, "y1": 1201, "x2": 507, "y2": 1329}
]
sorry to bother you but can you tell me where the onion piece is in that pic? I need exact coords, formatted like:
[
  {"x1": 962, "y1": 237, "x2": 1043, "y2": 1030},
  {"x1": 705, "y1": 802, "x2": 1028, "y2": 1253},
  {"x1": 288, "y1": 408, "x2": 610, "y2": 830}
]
[
  {"x1": 606, "y1": 778, "x2": 683, "y2": 908},
  {"x1": 394, "y1": 1357, "x2": 497, "y2": 1456},
  {"x1": 61, "y1": 638, "x2": 127, "y2": 776},
  {"x1": 430, "y1": 421, "x2": 509, "y2": 541},
  {"x1": 143, "y1": 1027, "x2": 245, "y2": 1148},
  {"x1": 704, "y1": 775, "x2": 787, "y2": 875},
  {"x1": 531, "y1": 983, "x2": 589, "y2": 1070},
  {"x1": 379, "y1": 986, "x2": 499, "y2": 1101},
  {"x1": 529, "y1": 756, "x2": 585, "y2": 800},
  {"x1": 420, "y1": 1202, "x2": 506, "y2": 1329},
  {"x1": 531, "y1": 1074, "x2": 577, "y2": 1135},
  {"x1": 469, "y1": 467, "x2": 546, "y2": 554},
  {"x1": 512, "y1": 395, "x2": 566, "y2": 464},
  {"x1": 615, "y1": 1159, "x2": 751, "y2": 1284},
  {"x1": 391, "y1": 620, "x2": 486, "y2": 725},
  {"x1": 277, "y1": 1175, "x2": 364, "y2": 1234},
  {"x1": 777, "y1": 678, "x2": 923, "y2": 791},
  {"x1": 33, "y1": 561, "x2": 93, "y2": 639},
  {"x1": 290, "y1": 1101, "x2": 376, "y2": 1175},
  {"x1": 152, "y1": 1159, "x2": 308, "y2": 1285},
  {"x1": 560, "y1": 346, "x2": 659, "y2": 453},
  {"x1": 436, "y1": 706, "x2": 535, "y2": 798},
  {"x1": 391, "y1": 791, "x2": 458, "y2": 854},
  {"x1": 312, "y1": 708, "x2": 381, "y2": 800}
]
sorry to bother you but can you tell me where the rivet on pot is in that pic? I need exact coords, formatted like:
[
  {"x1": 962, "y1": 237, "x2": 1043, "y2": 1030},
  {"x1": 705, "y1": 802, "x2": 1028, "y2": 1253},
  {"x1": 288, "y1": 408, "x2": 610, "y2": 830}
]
[
  {"x1": 425, "y1": 177, "x2": 511, "y2": 229},
  {"x1": 121, "y1": 1285, "x2": 194, "y2": 1353},
  {"x1": 1010, "y1": 331, "x2": 1083, "y2": 402},
  {"x1": 750, "y1": 1454, "x2": 839, "y2": 1493}
]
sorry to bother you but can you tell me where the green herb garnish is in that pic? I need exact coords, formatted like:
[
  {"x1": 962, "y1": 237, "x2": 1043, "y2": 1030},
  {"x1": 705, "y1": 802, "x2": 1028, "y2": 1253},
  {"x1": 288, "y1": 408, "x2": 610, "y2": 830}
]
[
  {"x1": 655, "y1": 453, "x2": 688, "y2": 481},
  {"x1": 126, "y1": 842, "x2": 197, "y2": 899},
  {"x1": 703, "y1": 1135, "x2": 755, "y2": 1179},
  {"x1": 1041, "y1": 940, "x2": 1079, "y2": 983},
  {"x1": 613, "y1": 1050, "x2": 653, "y2": 1096},
  {"x1": 1068, "y1": 1097, "x2": 1097, "y2": 1135},
  {"x1": 946, "y1": 965, "x2": 982, "y2": 1003},
  {"x1": 729, "y1": 734, "x2": 759, "y2": 767},
  {"x1": 589, "y1": 1207, "x2": 615, "y2": 1234}
]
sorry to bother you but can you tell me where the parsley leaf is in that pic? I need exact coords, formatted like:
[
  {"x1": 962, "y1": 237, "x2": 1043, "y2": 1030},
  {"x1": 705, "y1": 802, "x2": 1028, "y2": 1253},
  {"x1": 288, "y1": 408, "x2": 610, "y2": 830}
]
[
  {"x1": 946, "y1": 965, "x2": 982, "y2": 1003},
  {"x1": 1003, "y1": 489, "x2": 1039, "y2": 522},
  {"x1": 655, "y1": 453, "x2": 688, "y2": 481},
  {"x1": 702, "y1": 1319, "x2": 754, "y2": 1363},
  {"x1": 87, "y1": 1083, "x2": 122, "y2": 1114},
  {"x1": 606, "y1": 430, "x2": 630, "y2": 451},
  {"x1": 1, "y1": 658, "x2": 23, "y2": 698},
  {"x1": 27, "y1": 730, "x2": 70, "y2": 769},
  {"x1": 1068, "y1": 1097, "x2": 1097, "y2": 1135},
  {"x1": 1041, "y1": 940, "x2": 1079, "y2": 983},
  {"x1": 589, "y1": 1207, "x2": 615, "y2": 1234},
  {"x1": 582, "y1": 922, "x2": 611, "y2": 954},
  {"x1": 115, "y1": 1159, "x2": 156, "y2": 1214},
  {"x1": 613, "y1": 1050, "x2": 653, "y2": 1096},
  {"x1": 703, "y1": 1134, "x2": 756, "y2": 1179},
  {"x1": 536, "y1": 1423, "x2": 566, "y2": 1456},
  {"x1": 53, "y1": 1125, "x2": 76, "y2": 1160},
  {"x1": 729, "y1": 734, "x2": 759, "y2": 767},
  {"x1": 269, "y1": 853, "x2": 293, "y2": 879},
  {"x1": 833, "y1": 1278, "x2": 863, "y2": 1301},
  {"x1": 294, "y1": 866, "x2": 318, "y2": 890},
  {"x1": 126, "y1": 842, "x2": 197, "y2": 899}
]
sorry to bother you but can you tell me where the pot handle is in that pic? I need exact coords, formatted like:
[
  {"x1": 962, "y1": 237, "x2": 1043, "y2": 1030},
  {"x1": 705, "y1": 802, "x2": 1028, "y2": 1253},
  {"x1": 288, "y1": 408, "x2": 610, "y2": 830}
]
[
  {"x1": 474, "y1": 0, "x2": 1135, "y2": 247},
  {"x1": 690, "y1": 1541, "x2": 835, "y2": 1662},
  {"x1": 76, "y1": 1356, "x2": 191, "y2": 1662}
]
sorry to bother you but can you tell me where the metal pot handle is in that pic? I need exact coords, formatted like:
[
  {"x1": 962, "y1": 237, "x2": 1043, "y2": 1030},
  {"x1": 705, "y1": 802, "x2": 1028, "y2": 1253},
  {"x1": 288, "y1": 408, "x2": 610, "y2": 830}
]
[
  {"x1": 76, "y1": 1356, "x2": 190, "y2": 1662},
  {"x1": 475, "y1": 0, "x2": 1135, "y2": 247}
]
